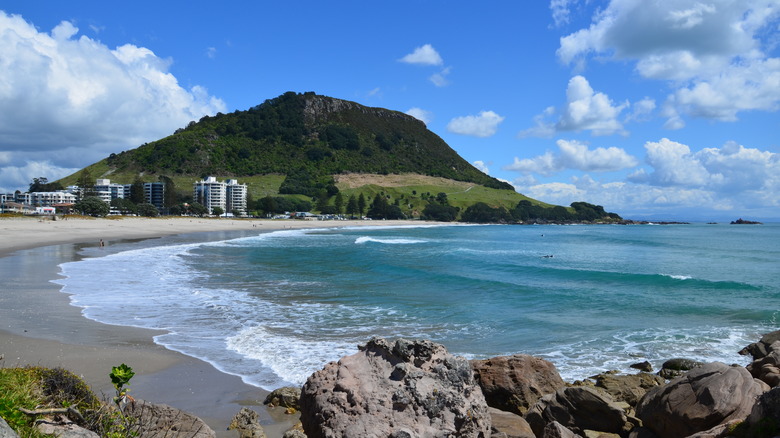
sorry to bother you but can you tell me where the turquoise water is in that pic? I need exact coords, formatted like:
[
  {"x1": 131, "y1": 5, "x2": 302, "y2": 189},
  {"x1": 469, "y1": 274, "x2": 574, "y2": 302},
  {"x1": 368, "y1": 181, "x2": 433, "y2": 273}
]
[{"x1": 55, "y1": 223, "x2": 780, "y2": 389}]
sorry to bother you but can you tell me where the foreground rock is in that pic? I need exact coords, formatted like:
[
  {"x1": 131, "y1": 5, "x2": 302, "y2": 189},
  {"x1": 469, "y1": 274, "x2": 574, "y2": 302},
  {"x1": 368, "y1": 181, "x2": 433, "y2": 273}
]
[
  {"x1": 300, "y1": 337, "x2": 491, "y2": 438},
  {"x1": 123, "y1": 399, "x2": 216, "y2": 438},
  {"x1": 228, "y1": 408, "x2": 267, "y2": 438},
  {"x1": 524, "y1": 386, "x2": 636, "y2": 437},
  {"x1": 471, "y1": 355, "x2": 565, "y2": 415},
  {"x1": 264, "y1": 387, "x2": 302, "y2": 410},
  {"x1": 588, "y1": 372, "x2": 665, "y2": 407},
  {"x1": 488, "y1": 407, "x2": 534, "y2": 438},
  {"x1": 635, "y1": 362, "x2": 768, "y2": 438}
]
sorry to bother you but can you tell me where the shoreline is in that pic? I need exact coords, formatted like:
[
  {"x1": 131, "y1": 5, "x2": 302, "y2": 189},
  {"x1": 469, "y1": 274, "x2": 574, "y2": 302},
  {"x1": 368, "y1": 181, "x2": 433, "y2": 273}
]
[{"x1": 0, "y1": 216, "x2": 441, "y2": 437}]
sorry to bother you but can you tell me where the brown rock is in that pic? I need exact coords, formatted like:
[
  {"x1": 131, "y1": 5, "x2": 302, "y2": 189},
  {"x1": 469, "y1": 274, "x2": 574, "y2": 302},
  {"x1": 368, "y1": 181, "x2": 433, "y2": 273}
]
[
  {"x1": 542, "y1": 421, "x2": 582, "y2": 438},
  {"x1": 264, "y1": 387, "x2": 301, "y2": 410},
  {"x1": 300, "y1": 337, "x2": 491, "y2": 438},
  {"x1": 635, "y1": 362, "x2": 769, "y2": 438},
  {"x1": 525, "y1": 386, "x2": 634, "y2": 437},
  {"x1": 228, "y1": 408, "x2": 267, "y2": 438},
  {"x1": 471, "y1": 354, "x2": 565, "y2": 415},
  {"x1": 739, "y1": 330, "x2": 780, "y2": 359},
  {"x1": 489, "y1": 407, "x2": 534, "y2": 438}
]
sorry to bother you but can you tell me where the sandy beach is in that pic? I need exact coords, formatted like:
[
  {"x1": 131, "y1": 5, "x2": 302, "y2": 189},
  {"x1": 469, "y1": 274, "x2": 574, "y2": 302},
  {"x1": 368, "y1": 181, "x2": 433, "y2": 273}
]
[{"x1": 0, "y1": 215, "x2": 438, "y2": 437}]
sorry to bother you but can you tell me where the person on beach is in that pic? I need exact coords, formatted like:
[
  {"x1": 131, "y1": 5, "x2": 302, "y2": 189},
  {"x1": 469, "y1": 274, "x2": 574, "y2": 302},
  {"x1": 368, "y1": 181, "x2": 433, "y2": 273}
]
[{"x1": 99, "y1": 239, "x2": 104, "y2": 248}]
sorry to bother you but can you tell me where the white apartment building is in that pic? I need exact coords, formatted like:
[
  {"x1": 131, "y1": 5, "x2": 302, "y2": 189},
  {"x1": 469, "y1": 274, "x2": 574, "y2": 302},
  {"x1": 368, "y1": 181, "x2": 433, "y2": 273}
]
[
  {"x1": 30, "y1": 191, "x2": 77, "y2": 205},
  {"x1": 193, "y1": 177, "x2": 247, "y2": 215}
]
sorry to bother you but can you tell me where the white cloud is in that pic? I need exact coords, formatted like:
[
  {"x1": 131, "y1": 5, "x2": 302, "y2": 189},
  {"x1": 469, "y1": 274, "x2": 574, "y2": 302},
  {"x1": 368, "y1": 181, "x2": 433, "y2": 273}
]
[
  {"x1": 399, "y1": 44, "x2": 443, "y2": 66},
  {"x1": 556, "y1": 0, "x2": 780, "y2": 124},
  {"x1": 521, "y1": 76, "x2": 628, "y2": 137},
  {"x1": 406, "y1": 107, "x2": 432, "y2": 125},
  {"x1": 206, "y1": 47, "x2": 217, "y2": 59},
  {"x1": 429, "y1": 66, "x2": 452, "y2": 87},
  {"x1": 0, "y1": 160, "x2": 80, "y2": 193},
  {"x1": 505, "y1": 139, "x2": 637, "y2": 175},
  {"x1": 0, "y1": 12, "x2": 226, "y2": 191},
  {"x1": 447, "y1": 111, "x2": 505, "y2": 137},
  {"x1": 473, "y1": 160, "x2": 490, "y2": 174},
  {"x1": 550, "y1": 0, "x2": 574, "y2": 27}
]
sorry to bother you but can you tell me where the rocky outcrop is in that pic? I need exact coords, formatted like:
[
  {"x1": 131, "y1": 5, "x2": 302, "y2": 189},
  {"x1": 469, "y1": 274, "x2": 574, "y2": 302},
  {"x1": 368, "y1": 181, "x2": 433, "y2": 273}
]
[
  {"x1": 34, "y1": 416, "x2": 99, "y2": 438},
  {"x1": 488, "y1": 407, "x2": 534, "y2": 438},
  {"x1": 227, "y1": 408, "x2": 266, "y2": 438},
  {"x1": 299, "y1": 337, "x2": 491, "y2": 438},
  {"x1": 740, "y1": 330, "x2": 780, "y2": 360},
  {"x1": 741, "y1": 330, "x2": 780, "y2": 387},
  {"x1": 635, "y1": 362, "x2": 768, "y2": 438},
  {"x1": 542, "y1": 421, "x2": 581, "y2": 438},
  {"x1": 471, "y1": 355, "x2": 565, "y2": 415},
  {"x1": 524, "y1": 386, "x2": 636, "y2": 437},
  {"x1": 264, "y1": 387, "x2": 301, "y2": 410},
  {"x1": 123, "y1": 399, "x2": 216, "y2": 438}
]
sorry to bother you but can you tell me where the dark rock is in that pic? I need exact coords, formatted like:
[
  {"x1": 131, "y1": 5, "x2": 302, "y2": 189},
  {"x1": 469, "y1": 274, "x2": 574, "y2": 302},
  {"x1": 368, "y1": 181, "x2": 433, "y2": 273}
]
[
  {"x1": 744, "y1": 337, "x2": 780, "y2": 387},
  {"x1": 635, "y1": 362, "x2": 768, "y2": 438},
  {"x1": 228, "y1": 408, "x2": 266, "y2": 438},
  {"x1": 34, "y1": 417, "x2": 98, "y2": 438},
  {"x1": 659, "y1": 358, "x2": 704, "y2": 379},
  {"x1": 629, "y1": 361, "x2": 653, "y2": 372},
  {"x1": 488, "y1": 407, "x2": 534, "y2": 438},
  {"x1": 591, "y1": 372, "x2": 665, "y2": 407},
  {"x1": 471, "y1": 354, "x2": 566, "y2": 415},
  {"x1": 264, "y1": 387, "x2": 301, "y2": 410},
  {"x1": 747, "y1": 386, "x2": 780, "y2": 428},
  {"x1": 123, "y1": 398, "x2": 216, "y2": 438},
  {"x1": 525, "y1": 386, "x2": 635, "y2": 437},
  {"x1": 300, "y1": 337, "x2": 490, "y2": 438},
  {"x1": 627, "y1": 427, "x2": 658, "y2": 438}
]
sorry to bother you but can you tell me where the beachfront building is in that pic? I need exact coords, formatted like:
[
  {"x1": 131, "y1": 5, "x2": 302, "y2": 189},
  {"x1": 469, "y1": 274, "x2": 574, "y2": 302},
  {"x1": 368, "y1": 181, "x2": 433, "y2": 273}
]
[
  {"x1": 30, "y1": 191, "x2": 77, "y2": 206},
  {"x1": 144, "y1": 182, "x2": 165, "y2": 210},
  {"x1": 94, "y1": 179, "x2": 127, "y2": 204},
  {"x1": 193, "y1": 177, "x2": 247, "y2": 216}
]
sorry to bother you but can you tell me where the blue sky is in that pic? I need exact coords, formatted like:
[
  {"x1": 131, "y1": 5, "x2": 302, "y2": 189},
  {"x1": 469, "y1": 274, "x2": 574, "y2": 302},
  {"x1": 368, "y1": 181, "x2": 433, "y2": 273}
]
[{"x1": 1, "y1": 1, "x2": 778, "y2": 220}]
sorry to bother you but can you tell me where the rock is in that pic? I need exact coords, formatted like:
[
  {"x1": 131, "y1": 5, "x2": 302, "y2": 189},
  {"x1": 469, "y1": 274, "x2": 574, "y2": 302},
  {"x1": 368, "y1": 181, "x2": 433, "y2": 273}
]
[
  {"x1": 739, "y1": 330, "x2": 780, "y2": 359},
  {"x1": 471, "y1": 354, "x2": 566, "y2": 415},
  {"x1": 747, "y1": 386, "x2": 780, "y2": 429},
  {"x1": 630, "y1": 361, "x2": 653, "y2": 372},
  {"x1": 35, "y1": 417, "x2": 98, "y2": 438},
  {"x1": 658, "y1": 358, "x2": 704, "y2": 379},
  {"x1": 1, "y1": 416, "x2": 19, "y2": 438},
  {"x1": 635, "y1": 362, "x2": 768, "y2": 438},
  {"x1": 488, "y1": 407, "x2": 534, "y2": 438},
  {"x1": 683, "y1": 420, "x2": 742, "y2": 438},
  {"x1": 525, "y1": 386, "x2": 635, "y2": 437},
  {"x1": 542, "y1": 421, "x2": 582, "y2": 438},
  {"x1": 745, "y1": 340, "x2": 780, "y2": 386},
  {"x1": 123, "y1": 398, "x2": 216, "y2": 438},
  {"x1": 228, "y1": 408, "x2": 267, "y2": 438},
  {"x1": 282, "y1": 430, "x2": 306, "y2": 438},
  {"x1": 583, "y1": 431, "x2": 620, "y2": 438},
  {"x1": 264, "y1": 387, "x2": 301, "y2": 410},
  {"x1": 627, "y1": 427, "x2": 657, "y2": 438},
  {"x1": 300, "y1": 337, "x2": 491, "y2": 438},
  {"x1": 591, "y1": 372, "x2": 665, "y2": 407}
]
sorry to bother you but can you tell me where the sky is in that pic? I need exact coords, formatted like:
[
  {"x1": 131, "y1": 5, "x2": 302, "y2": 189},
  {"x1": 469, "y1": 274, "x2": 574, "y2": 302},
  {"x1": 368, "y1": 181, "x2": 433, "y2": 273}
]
[{"x1": 1, "y1": 1, "x2": 778, "y2": 221}]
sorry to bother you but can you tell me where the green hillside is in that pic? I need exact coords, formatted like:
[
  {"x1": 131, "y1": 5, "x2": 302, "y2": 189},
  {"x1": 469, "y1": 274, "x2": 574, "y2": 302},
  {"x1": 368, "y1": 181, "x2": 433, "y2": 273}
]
[{"x1": 56, "y1": 92, "x2": 621, "y2": 222}]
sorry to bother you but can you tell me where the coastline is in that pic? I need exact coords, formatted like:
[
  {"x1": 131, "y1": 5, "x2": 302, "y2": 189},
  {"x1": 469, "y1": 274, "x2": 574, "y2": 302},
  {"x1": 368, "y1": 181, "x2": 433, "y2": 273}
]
[{"x1": 0, "y1": 216, "x2": 440, "y2": 437}]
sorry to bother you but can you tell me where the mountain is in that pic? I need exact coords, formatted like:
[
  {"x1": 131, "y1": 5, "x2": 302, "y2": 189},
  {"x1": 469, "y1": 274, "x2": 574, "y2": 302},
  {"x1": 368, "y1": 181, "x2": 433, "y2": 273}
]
[{"x1": 95, "y1": 91, "x2": 512, "y2": 191}]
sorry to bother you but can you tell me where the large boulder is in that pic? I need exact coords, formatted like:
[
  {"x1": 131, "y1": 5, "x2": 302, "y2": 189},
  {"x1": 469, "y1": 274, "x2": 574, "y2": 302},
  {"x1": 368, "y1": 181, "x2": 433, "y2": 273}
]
[
  {"x1": 264, "y1": 387, "x2": 301, "y2": 410},
  {"x1": 123, "y1": 399, "x2": 216, "y2": 438},
  {"x1": 471, "y1": 355, "x2": 565, "y2": 415},
  {"x1": 524, "y1": 386, "x2": 635, "y2": 437},
  {"x1": 300, "y1": 338, "x2": 491, "y2": 438},
  {"x1": 744, "y1": 340, "x2": 780, "y2": 387},
  {"x1": 635, "y1": 362, "x2": 768, "y2": 438}
]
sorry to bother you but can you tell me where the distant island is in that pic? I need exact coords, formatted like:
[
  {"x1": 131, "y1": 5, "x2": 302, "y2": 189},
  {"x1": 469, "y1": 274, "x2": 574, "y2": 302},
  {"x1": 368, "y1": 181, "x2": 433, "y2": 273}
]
[{"x1": 731, "y1": 218, "x2": 763, "y2": 224}]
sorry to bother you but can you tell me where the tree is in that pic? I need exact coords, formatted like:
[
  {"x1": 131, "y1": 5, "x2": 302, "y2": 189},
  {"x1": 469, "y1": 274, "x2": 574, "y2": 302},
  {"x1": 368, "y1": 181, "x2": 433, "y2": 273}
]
[
  {"x1": 421, "y1": 203, "x2": 459, "y2": 222},
  {"x1": 212, "y1": 206, "x2": 225, "y2": 217},
  {"x1": 29, "y1": 177, "x2": 64, "y2": 192},
  {"x1": 159, "y1": 175, "x2": 177, "y2": 210},
  {"x1": 130, "y1": 177, "x2": 145, "y2": 204},
  {"x1": 75, "y1": 196, "x2": 109, "y2": 217},
  {"x1": 136, "y1": 203, "x2": 159, "y2": 217},
  {"x1": 258, "y1": 196, "x2": 278, "y2": 216},
  {"x1": 76, "y1": 170, "x2": 95, "y2": 198},
  {"x1": 188, "y1": 202, "x2": 208, "y2": 217},
  {"x1": 358, "y1": 193, "x2": 366, "y2": 217},
  {"x1": 346, "y1": 195, "x2": 358, "y2": 218},
  {"x1": 110, "y1": 198, "x2": 137, "y2": 215},
  {"x1": 334, "y1": 192, "x2": 344, "y2": 214}
]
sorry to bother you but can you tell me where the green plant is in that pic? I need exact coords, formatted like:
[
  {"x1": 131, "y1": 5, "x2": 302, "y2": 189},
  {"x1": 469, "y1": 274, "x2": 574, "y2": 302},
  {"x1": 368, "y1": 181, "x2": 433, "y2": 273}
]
[{"x1": 110, "y1": 363, "x2": 135, "y2": 406}]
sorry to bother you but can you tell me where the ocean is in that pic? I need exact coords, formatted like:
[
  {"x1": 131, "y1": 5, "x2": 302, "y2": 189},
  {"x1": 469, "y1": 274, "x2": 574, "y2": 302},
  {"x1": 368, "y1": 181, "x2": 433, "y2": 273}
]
[{"x1": 53, "y1": 222, "x2": 780, "y2": 390}]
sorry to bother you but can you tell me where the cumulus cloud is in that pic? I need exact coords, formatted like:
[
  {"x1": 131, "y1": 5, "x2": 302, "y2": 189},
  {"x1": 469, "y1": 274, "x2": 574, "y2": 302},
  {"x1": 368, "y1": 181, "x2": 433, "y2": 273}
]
[
  {"x1": 399, "y1": 44, "x2": 444, "y2": 66},
  {"x1": 447, "y1": 111, "x2": 505, "y2": 137},
  {"x1": 406, "y1": 107, "x2": 433, "y2": 125},
  {"x1": 505, "y1": 139, "x2": 638, "y2": 176},
  {"x1": 0, "y1": 12, "x2": 225, "y2": 192},
  {"x1": 556, "y1": 0, "x2": 780, "y2": 124},
  {"x1": 520, "y1": 76, "x2": 629, "y2": 137},
  {"x1": 514, "y1": 138, "x2": 779, "y2": 219}
]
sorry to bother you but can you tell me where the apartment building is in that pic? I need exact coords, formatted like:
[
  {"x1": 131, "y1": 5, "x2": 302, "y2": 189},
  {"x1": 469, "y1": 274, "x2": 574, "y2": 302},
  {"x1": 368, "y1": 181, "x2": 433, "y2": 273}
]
[{"x1": 193, "y1": 176, "x2": 247, "y2": 216}]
